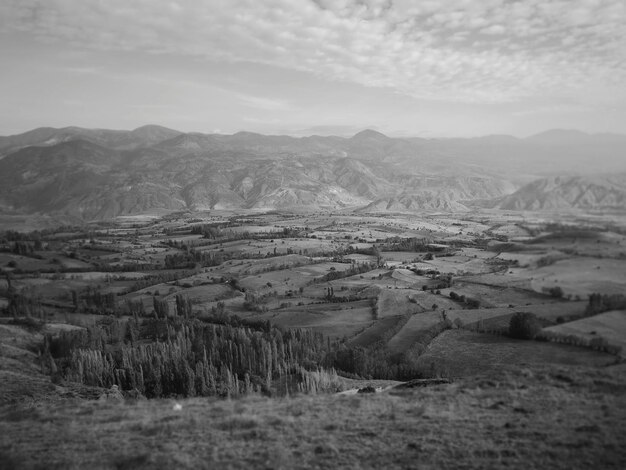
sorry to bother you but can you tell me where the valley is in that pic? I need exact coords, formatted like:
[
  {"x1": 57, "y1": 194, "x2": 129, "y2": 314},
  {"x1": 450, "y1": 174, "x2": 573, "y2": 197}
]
[
  {"x1": 4, "y1": 0, "x2": 626, "y2": 466},
  {"x1": 1, "y1": 127, "x2": 626, "y2": 469},
  {"x1": 1, "y1": 207, "x2": 626, "y2": 468},
  {"x1": 2, "y1": 209, "x2": 625, "y2": 388}
]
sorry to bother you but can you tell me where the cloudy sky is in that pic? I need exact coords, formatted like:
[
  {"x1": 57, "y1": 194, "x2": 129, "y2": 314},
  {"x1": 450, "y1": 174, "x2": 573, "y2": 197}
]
[{"x1": 1, "y1": 0, "x2": 625, "y2": 137}]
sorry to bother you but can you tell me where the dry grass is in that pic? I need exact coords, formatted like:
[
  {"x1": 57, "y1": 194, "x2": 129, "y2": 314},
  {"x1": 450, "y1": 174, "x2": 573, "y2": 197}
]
[{"x1": 1, "y1": 364, "x2": 625, "y2": 469}]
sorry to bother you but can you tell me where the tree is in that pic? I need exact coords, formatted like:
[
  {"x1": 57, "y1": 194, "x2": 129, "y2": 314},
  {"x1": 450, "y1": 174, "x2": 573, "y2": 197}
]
[
  {"x1": 548, "y1": 286, "x2": 564, "y2": 298},
  {"x1": 371, "y1": 245, "x2": 383, "y2": 267},
  {"x1": 153, "y1": 297, "x2": 170, "y2": 319},
  {"x1": 71, "y1": 290, "x2": 78, "y2": 312},
  {"x1": 175, "y1": 294, "x2": 193, "y2": 318},
  {"x1": 509, "y1": 312, "x2": 540, "y2": 339}
]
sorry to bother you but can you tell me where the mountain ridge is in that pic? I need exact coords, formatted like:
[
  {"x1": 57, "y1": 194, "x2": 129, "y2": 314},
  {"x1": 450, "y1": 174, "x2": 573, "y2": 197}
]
[
  {"x1": 1, "y1": 126, "x2": 625, "y2": 220},
  {"x1": 493, "y1": 174, "x2": 626, "y2": 211}
]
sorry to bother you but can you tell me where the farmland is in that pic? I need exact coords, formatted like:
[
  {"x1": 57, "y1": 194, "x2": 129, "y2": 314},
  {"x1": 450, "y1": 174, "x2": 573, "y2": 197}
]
[
  {"x1": 1, "y1": 209, "x2": 626, "y2": 467},
  {"x1": 1, "y1": 210, "x2": 625, "y2": 372}
]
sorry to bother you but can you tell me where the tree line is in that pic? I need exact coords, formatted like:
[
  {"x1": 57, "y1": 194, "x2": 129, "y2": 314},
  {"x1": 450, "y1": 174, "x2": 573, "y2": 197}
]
[{"x1": 46, "y1": 316, "x2": 342, "y2": 398}]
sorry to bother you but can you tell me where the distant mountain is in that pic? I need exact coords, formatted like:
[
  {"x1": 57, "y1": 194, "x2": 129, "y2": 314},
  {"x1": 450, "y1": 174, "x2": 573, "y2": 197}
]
[
  {"x1": 0, "y1": 129, "x2": 512, "y2": 220},
  {"x1": 0, "y1": 140, "x2": 185, "y2": 219},
  {"x1": 285, "y1": 125, "x2": 378, "y2": 137},
  {"x1": 0, "y1": 125, "x2": 182, "y2": 157},
  {"x1": 494, "y1": 174, "x2": 626, "y2": 211},
  {"x1": 359, "y1": 176, "x2": 515, "y2": 213},
  {"x1": 0, "y1": 125, "x2": 624, "y2": 220},
  {"x1": 350, "y1": 129, "x2": 391, "y2": 142},
  {"x1": 525, "y1": 129, "x2": 591, "y2": 144}
]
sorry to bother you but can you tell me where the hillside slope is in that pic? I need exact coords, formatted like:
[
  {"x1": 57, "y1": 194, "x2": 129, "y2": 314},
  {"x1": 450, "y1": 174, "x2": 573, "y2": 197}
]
[
  {"x1": 0, "y1": 133, "x2": 514, "y2": 219},
  {"x1": 0, "y1": 125, "x2": 182, "y2": 157},
  {"x1": 495, "y1": 175, "x2": 626, "y2": 211},
  {"x1": 2, "y1": 126, "x2": 625, "y2": 219},
  {"x1": 1, "y1": 364, "x2": 624, "y2": 469}
]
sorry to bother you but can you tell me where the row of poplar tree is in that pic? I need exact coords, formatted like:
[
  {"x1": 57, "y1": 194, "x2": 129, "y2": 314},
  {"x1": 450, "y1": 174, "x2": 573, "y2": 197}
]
[{"x1": 47, "y1": 317, "x2": 343, "y2": 398}]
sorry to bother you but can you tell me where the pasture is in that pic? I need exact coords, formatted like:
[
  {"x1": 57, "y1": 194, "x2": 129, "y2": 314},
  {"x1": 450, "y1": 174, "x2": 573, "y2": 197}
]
[
  {"x1": 415, "y1": 329, "x2": 615, "y2": 377},
  {"x1": 251, "y1": 300, "x2": 375, "y2": 340},
  {"x1": 542, "y1": 310, "x2": 626, "y2": 357},
  {"x1": 530, "y1": 257, "x2": 626, "y2": 297}
]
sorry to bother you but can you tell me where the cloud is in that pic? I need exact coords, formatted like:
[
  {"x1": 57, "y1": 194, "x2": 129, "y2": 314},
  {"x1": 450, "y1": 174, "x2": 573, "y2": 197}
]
[
  {"x1": 0, "y1": 0, "x2": 624, "y2": 105},
  {"x1": 481, "y1": 25, "x2": 506, "y2": 35}
]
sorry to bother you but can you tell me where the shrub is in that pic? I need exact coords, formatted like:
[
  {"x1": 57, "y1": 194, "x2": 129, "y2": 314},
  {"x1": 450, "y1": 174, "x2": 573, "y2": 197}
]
[
  {"x1": 548, "y1": 286, "x2": 564, "y2": 298},
  {"x1": 509, "y1": 312, "x2": 541, "y2": 339}
]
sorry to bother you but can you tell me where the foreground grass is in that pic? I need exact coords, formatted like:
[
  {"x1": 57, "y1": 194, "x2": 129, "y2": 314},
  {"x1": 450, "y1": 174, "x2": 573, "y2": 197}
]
[{"x1": 1, "y1": 364, "x2": 625, "y2": 469}]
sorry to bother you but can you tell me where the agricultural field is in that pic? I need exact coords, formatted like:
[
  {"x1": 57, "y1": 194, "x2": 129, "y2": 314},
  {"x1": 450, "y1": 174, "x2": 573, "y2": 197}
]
[
  {"x1": 415, "y1": 329, "x2": 616, "y2": 377},
  {"x1": 386, "y1": 311, "x2": 443, "y2": 353},
  {"x1": 248, "y1": 300, "x2": 375, "y2": 340},
  {"x1": 377, "y1": 288, "x2": 425, "y2": 317},
  {"x1": 542, "y1": 310, "x2": 626, "y2": 357},
  {"x1": 530, "y1": 257, "x2": 626, "y2": 297},
  {"x1": 2, "y1": 208, "x2": 626, "y2": 468},
  {"x1": 1, "y1": 209, "x2": 625, "y2": 397},
  {"x1": 348, "y1": 314, "x2": 408, "y2": 348}
]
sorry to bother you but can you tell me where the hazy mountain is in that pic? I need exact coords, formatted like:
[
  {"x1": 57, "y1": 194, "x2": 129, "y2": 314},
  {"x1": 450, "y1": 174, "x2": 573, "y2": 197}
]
[
  {"x1": 525, "y1": 129, "x2": 592, "y2": 144},
  {"x1": 285, "y1": 125, "x2": 379, "y2": 137},
  {"x1": 359, "y1": 175, "x2": 515, "y2": 213},
  {"x1": 494, "y1": 174, "x2": 626, "y2": 211},
  {"x1": 0, "y1": 129, "x2": 509, "y2": 219},
  {"x1": 0, "y1": 125, "x2": 624, "y2": 220},
  {"x1": 0, "y1": 124, "x2": 182, "y2": 157},
  {"x1": 0, "y1": 140, "x2": 186, "y2": 220}
]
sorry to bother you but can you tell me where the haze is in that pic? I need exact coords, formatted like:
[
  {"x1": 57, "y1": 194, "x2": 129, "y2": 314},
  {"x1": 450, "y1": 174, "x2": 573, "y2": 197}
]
[{"x1": 1, "y1": 0, "x2": 625, "y2": 137}]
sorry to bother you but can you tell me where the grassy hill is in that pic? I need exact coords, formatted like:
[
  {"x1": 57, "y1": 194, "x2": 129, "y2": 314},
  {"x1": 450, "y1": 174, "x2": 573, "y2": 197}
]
[{"x1": 1, "y1": 363, "x2": 624, "y2": 469}]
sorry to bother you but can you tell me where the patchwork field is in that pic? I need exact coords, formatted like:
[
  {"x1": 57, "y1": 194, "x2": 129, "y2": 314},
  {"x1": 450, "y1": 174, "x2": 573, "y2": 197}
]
[
  {"x1": 250, "y1": 300, "x2": 375, "y2": 340},
  {"x1": 530, "y1": 258, "x2": 626, "y2": 296},
  {"x1": 349, "y1": 315, "x2": 408, "y2": 348},
  {"x1": 542, "y1": 310, "x2": 626, "y2": 357},
  {"x1": 2, "y1": 209, "x2": 626, "y2": 469},
  {"x1": 376, "y1": 288, "x2": 425, "y2": 317},
  {"x1": 415, "y1": 329, "x2": 616, "y2": 377},
  {"x1": 1, "y1": 216, "x2": 625, "y2": 389},
  {"x1": 386, "y1": 311, "x2": 443, "y2": 353}
]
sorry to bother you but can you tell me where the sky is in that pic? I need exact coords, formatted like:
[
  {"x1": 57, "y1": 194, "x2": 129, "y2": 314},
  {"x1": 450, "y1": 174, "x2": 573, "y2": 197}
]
[{"x1": 1, "y1": 0, "x2": 625, "y2": 138}]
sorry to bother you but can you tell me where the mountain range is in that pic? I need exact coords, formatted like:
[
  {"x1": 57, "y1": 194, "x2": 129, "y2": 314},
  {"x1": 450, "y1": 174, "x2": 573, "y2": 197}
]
[
  {"x1": 494, "y1": 175, "x2": 626, "y2": 211},
  {"x1": 0, "y1": 125, "x2": 624, "y2": 221}
]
